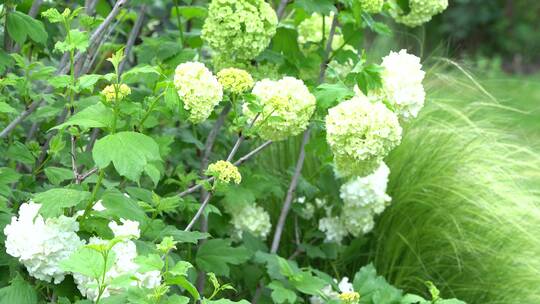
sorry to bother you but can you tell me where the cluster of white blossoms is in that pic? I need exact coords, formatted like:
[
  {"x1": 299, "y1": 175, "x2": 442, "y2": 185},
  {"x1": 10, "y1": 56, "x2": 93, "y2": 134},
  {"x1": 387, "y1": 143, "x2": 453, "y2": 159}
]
[
  {"x1": 380, "y1": 49, "x2": 426, "y2": 120},
  {"x1": 4, "y1": 202, "x2": 84, "y2": 284},
  {"x1": 318, "y1": 163, "x2": 392, "y2": 242},
  {"x1": 310, "y1": 277, "x2": 355, "y2": 304},
  {"x1": 230, "y1": 204, "x2": 272, "y2": 240},
  {"x1": 245, "y1": 77, "x2": 316, "y2": 141},
  {"x1": 74, "y1": 219, "x2": 161, "y2": 301},
  {"x1": 391, "y1": 0, "x2": 449, "y2": 27},
  {"x1": 326, "y1": 94, "x2": 402, "y2": 178},
  {"x1": 173, "y1": 62, "x2": 223, "y2": 123}
]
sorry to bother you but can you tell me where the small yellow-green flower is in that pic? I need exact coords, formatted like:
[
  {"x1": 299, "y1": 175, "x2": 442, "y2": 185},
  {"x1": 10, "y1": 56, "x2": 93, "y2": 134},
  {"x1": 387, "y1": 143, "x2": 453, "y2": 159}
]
[
  {"x1": 206, "y1": 160, "x2": 241, "y2": 184},
  {"x1": 359, "y1": 0, "x2": 384, "y2": 14},
  {"x1": 338, "y1": 291, "x2": 360, "y2": 304},
  {"x1": 217, "y1": 68, "x2": 254, "y2": 95},
  {"x1": 101, "y1": 84, "x2": 131, "y2": 102}
]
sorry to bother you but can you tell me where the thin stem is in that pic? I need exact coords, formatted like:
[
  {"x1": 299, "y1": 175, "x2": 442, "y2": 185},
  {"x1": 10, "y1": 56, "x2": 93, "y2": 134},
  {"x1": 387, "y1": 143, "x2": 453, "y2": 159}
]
[
  {"x1": 173, "y1": 0, "x2": 184, "y2": 45},
  {"x1": 138, "y1": 92, "x2": 165, "y2": 130},
  {"x1": 184, "y1": 194, "x2": 211, "y2": 231},
  {"x1": 178, "y1": 140, "x2": 273, "y2": 197},
  {"x1": 270, "y1": 128, "x2": 310, "y2": 253}
]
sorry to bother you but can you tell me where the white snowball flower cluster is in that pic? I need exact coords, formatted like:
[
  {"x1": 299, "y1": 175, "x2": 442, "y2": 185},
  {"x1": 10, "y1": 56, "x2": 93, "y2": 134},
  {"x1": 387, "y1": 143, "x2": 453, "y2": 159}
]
[
  {"x1": 310, "y1": 277, "x2": 354, "y2": 304},
  {"x1": 380, "y1": 49, "x2": 426, "y2": 120},
  {"x1": 230, "y1": 204, "x2": 272, "y2": 240},
  {"x1": 318, "y1": 163, "x2": 392, "y2": 241},
  {"x1": 245, "y1": 77, "x2": 316, "y2": 141},
  {"x1": 74, "y1": 219, "x2": 161, "y2": 301},
  {"x1": 391, "y1": 0, "x2": 448, "y2": 27},
  {"x1": 173, "y1": 62, "x2": 223, "y2": 123},
  {"x1": 340, "y1": 162, "x2": 392, "y2": 213},
  {"x1": 318, "y1": 216, "x2": 348, "y2": 244},
  {"x1": 4, "y1": 202, "x2": 84, "y2": 284},
  {"x1": 326, "y1": 94, "x2": 402, "y2": 177}
]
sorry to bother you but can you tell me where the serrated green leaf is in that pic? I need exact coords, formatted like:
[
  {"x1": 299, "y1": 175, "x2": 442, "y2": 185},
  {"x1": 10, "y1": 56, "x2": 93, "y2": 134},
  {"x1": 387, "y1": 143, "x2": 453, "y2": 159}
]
[
  {"x1": 269, "y1": 281, "x2": 297, "y2": 304},
  {"x1": 167, "y1": 276, "x2": 200, "y2": 300},
  {"x1": 7, "y1": 11, "x2": 47, "y2": 45},
  {"x1": 196, "y1": 239, "x2": 251, "y2": 277},
  {"x1": 34, "y1": 188, "x2": 91, "y2": 218},
  {"x1": 60, "y1": 247, "x2": 115, "y2": 279},
  {"x1": 0, "y1": 274, "x2": 37, "y2": 304},
  {"x1": 0, "y1": 102, "x2": 17, "y2": 114},
  {"x1": 122, "y1": 65, "x2": 160, "y2": 84},
  {"x1": 44, "y1": 167, "x2": 73, "y2": 185},
  {"x1": 295, "y1": 0, "x2": 336, "y2": 14},
  {"x1": 92, "y1": 131, "x2": 161, "y2": 181},
  {"x1": 135, "y1": 254, "x2": 164, "y2": 272},
  {"x1": 53, "y1": 103, "x2": 113, "y2": 130}
]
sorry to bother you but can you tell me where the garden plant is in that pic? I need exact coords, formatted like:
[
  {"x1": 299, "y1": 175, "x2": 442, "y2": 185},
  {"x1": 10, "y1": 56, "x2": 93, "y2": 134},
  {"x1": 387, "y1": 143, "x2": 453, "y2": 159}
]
[{"x1": 1, "y1": 0, "x2": 539, "y2": 304}]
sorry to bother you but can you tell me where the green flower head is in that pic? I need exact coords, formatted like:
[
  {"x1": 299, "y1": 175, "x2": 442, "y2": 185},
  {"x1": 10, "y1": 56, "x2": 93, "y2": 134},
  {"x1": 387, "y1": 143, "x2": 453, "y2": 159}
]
[
  {"x1": 391, "y1": 0, "x2": 448, "y2": 27},
  {"x1": 202, "y1": 0, "x2": 278, "y2": 61}
]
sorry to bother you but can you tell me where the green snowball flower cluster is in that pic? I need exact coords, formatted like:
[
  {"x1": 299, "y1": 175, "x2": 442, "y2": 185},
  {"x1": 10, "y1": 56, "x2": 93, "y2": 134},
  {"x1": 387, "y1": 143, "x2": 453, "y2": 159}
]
[
  {"x1": 217, "y1": 68, "x2": 254, "y2": 95},
  {"x1": 173, "y1": 62, "x2": 223, "y2": 124},
  {"x1": 206, "y1": 160, "x2": 242, "y2": 185},
  {"x1": 202, "y1": 0, "x2": 278, "y2": 61},
  {"x1": 244, "y1": 77, "x2": 316, "y2": 141},
  {"x1": 101, "y1": 84, "x2": 131, "y2": 103},
  {"x1": 359, "y1": 0, "x2": 384, "y2": 14},
  {"x1": 326, "y1": 95, "x2": 402, "y2": 177},
  {"x1": 297, "y1": 13, "x2": 343, "y2": 50},
  {"x1": 391, "y1": 0, "x2": 448, "y2": 27}
]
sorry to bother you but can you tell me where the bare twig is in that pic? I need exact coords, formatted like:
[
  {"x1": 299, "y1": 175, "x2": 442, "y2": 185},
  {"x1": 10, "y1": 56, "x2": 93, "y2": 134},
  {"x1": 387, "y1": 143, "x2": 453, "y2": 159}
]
[
  {"x1": 318, "y1": 16, "x2": 338, "y2": 83},
  {"x1": 119, "y1": 5, "x2": 147, "y2": 74},
  {"x1": 79, "y1": 167, "x2": 98, "y2": 182},
  {"x1": 0, "y1": 0, "x2": 129, "y2": 139},
  {"x1": 28, "y1": 0, "x2": 44, "y2": 17},
  {"x1": 196, "y1": 103, "x2": 232, "y2": 291},
  {"x1": 71, "y1": 135, "x2": 81, "y2": 183},
  {"x1": 252, "y1": 13, "x2": 339, "y2": 304},
  {"x1": 270, "y1": 128, "x2": 310, "y2": 253},
  {"x1": 276, "y1": 0, "x2": 290, "y2": 20}
]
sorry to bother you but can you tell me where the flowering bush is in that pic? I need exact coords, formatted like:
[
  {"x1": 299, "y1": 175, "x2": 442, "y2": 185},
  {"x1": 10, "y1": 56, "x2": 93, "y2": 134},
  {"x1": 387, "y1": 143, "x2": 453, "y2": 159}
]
[{"x1": 0, "y1": 0, "x2": 474, "y2": 304}]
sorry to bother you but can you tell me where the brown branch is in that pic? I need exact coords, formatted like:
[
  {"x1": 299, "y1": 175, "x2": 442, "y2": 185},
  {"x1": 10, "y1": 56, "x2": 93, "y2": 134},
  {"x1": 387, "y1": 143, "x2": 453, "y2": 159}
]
[
  {"x1": 276, "y1": 0, "x2": 290, "y2": 20},
  {"x1": 0, "y1": 0, "x2": 129, "y2": 139},
  {"x1": 119, "y1": 5, "x2": 147, "y2": 75}
]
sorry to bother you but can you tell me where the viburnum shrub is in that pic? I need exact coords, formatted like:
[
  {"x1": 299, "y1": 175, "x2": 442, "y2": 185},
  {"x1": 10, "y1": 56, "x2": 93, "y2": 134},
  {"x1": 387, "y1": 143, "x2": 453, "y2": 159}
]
[{"x1": 0, "y1": 0, "x2": 464, "y2": 303}]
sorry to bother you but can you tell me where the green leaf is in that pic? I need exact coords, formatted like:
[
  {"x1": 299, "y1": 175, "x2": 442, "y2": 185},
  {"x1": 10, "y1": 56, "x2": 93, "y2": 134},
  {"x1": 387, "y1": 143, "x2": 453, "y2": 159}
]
[
  {"x1": 60, "y1": 247, "x2": 115, "y2": 279},
  {"x1": 202, "y1": 300, "x2": 250, "y2": 304},
  {"x1": 315, "y1": 83, "x2": 354, "y2": 110},
  {"x1": 0, "y1": 167, "x2": 21, "y2": 185},
  {"x1": 269, "y1": 281, "x2": 297, "y2": 304},
  {"x1": 353, "y1": 264, "x2": 403, "y2": 304},
  {"x1": 172, "y1": 6, "x2": 208, "y2": 21},
  {"x1": 41, "y1": 8, "x2": 64, "y2": 23},
  {"x1": 53, "y1": 103, "x2": 114, "y2": 130},
  {"x1": 0, "y1": 102, "x2": 17, "y2": 114},
  {"x1": 272, "y1": 26, "x2": 304, "y2": 65},
  {"x1": 100, "y1": 189, "x2": 148, "y2": 223},
  {"x1": 55, "y1": 29, "x2": 89, "y2": 53},
  {"x1": 92, "y1": 131, "x2": 161, "y2": 181},
  {"x1": 167, "y1": 276, "x2": 200, "y2": 300},
  {"x1": 77, "y1": 74, "x2": 104, "y2": 92},
  {"x1": 6, "y1": 11, "x2": 47, "y2": 45},
  {"x1": 135, "y1": 254, "x2": 164, "y2": 272},
  {"x1": 121, "y1": 65, "x2": 160, "y2": 84},
  {"x1": 169, "y1": 261, "x2": 193, "y2": 277},
  {"x1": 0, "y1": 274, "x2": 37, "y2": 304},
  {"x1": 196, "y1": 239, "x2": 251, "y2": 277},
  {"x1": 34, "y1": 188, "x2": 91, "y2": 218},
  {"x1": 291, "y1": 272, "x2": 327, "y2": 296},
  {"x1": 6, "y1": 142, "x2": 35, "y2": 165},
  {"x1": 44, "y1": 167, "x2": 74, "y2": 185},
  {"x1": 164, "y1": 85, "x2": 180, "y2": 110},
  {"x1": 295, "y1": 0, "x2": 336, "y2": 14}
]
